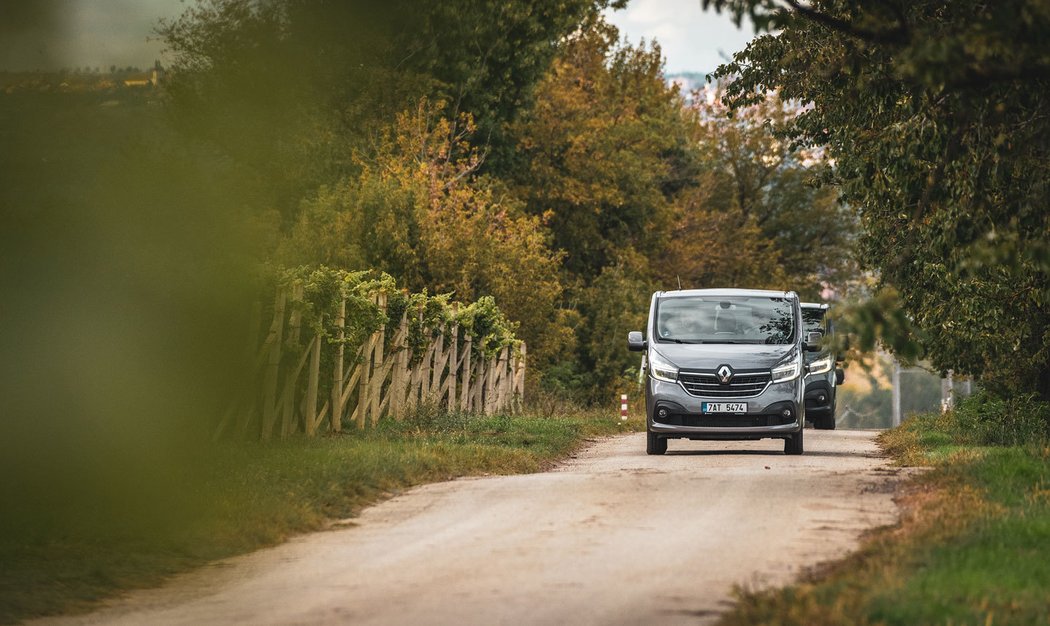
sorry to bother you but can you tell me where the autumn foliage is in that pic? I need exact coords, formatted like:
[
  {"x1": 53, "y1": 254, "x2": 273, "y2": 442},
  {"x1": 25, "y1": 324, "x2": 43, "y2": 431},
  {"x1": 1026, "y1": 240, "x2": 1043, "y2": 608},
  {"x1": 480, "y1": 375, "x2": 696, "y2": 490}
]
[{"x1": 158, "y1": 2, "x2": 856, "y2": 400}]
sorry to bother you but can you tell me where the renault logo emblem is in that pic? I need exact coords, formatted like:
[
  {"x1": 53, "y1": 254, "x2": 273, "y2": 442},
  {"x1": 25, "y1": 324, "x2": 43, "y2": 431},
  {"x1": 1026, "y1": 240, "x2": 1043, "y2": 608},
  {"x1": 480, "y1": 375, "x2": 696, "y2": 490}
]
[{"x1": 717, "y1": 365, "x2": 733, "y2": 384}]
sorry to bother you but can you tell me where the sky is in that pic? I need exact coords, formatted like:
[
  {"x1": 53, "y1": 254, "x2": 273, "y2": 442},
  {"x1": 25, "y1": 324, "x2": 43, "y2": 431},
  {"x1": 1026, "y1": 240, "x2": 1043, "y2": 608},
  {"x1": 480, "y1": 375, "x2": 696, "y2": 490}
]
[
  {"x1": 0, "y1": 0, "x2": 755, "y2": 74},
  {"x1": 604, "y1": 0, "x2": 756, "y2": 74},
  {"x1": 0, "y1": 0, "x2": 181, "y2": 71}
]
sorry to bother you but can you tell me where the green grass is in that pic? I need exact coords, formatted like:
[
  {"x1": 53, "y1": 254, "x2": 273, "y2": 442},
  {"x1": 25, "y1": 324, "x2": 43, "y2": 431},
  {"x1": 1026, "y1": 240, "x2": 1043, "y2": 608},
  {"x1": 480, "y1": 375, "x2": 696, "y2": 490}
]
[
  {"x1": 0, "y1": 409, "x2": 630, "y2": 624},
  {"x1": 719, "y1": 397, "x2": 1050, "y2": 626}
]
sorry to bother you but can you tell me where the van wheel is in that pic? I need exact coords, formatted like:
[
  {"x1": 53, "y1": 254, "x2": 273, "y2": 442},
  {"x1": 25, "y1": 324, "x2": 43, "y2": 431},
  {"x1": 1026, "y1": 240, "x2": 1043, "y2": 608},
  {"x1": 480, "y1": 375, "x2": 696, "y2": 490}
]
[
  {"x1": 814, "y1": 412, "x2": 836, "y2": 430},
  {"x1": 784, "y1": 427, "x2": 804, "y2": 455},
  {"x1": 647, "y1": 430, "x2": 667, "y2": 455}
]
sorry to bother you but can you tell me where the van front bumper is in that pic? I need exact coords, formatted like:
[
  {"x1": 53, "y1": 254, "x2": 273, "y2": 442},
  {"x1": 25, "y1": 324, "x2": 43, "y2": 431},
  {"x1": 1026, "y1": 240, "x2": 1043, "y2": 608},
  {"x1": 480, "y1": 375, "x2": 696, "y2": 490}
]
[{"x1": 645, "y1": 377, "x2": 802, "y2": 440}]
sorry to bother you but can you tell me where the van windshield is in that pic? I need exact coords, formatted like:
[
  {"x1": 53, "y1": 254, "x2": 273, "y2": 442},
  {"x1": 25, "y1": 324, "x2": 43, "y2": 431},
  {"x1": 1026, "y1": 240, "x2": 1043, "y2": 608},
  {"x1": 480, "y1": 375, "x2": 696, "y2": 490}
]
[
  {"x1": 654, "y1": 296, "x2": 795, "y2": 345},
  {"x1": 802, "y1": 308, "x2": 826, "y2": 336}
]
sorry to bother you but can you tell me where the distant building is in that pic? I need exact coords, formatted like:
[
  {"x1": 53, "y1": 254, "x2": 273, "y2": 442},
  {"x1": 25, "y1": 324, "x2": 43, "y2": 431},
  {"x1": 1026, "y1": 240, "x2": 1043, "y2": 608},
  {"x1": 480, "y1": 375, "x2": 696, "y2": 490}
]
[{"x1": 123, "y1": 61, "x2": 165, "y2": 88}]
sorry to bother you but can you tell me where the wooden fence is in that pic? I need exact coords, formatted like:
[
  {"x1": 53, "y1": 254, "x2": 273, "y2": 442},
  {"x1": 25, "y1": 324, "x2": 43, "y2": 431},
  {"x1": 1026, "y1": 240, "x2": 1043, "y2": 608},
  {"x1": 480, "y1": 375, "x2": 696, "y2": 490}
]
[{"x1": 217, "y1": 288, "x2": 526, "y2": 440}]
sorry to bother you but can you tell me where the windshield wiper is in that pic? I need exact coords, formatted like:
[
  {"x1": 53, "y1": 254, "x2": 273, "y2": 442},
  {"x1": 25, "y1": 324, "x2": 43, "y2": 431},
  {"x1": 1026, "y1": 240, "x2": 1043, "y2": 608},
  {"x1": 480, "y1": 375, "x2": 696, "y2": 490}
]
[{"x1": 668, "y1": 338, "x2": 704, "y2": 344}]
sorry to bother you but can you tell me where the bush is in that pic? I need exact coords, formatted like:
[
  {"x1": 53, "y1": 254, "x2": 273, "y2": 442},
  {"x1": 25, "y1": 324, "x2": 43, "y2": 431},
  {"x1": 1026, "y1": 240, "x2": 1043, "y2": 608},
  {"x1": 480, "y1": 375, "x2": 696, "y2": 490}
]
[{"x1": 946, "y1": 391, "x2": 1050, "y2": 447}]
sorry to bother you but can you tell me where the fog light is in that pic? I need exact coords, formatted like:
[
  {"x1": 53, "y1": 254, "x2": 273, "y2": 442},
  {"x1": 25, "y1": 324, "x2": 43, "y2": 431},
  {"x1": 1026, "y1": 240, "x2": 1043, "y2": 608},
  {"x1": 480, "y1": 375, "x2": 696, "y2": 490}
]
[
  {"x1": 818, "y1": 394, "x2": 826, "y2": 403},
  {"x1": 782, "y1": 409, "x2": 792, "y2": 417},
  {"x1": 657, "y1": 408, "x2": 669, "y2": 419}
]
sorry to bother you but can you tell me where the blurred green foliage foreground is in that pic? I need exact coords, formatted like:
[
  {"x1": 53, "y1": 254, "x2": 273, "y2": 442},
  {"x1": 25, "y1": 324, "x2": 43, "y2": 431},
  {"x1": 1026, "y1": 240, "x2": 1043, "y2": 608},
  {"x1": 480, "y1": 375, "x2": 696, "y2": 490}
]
[
  {"x1": 0, "y1": 88, "x2": 256, "y2": 543},
  {"x1": 0, "y1": 84, "x2": 625, "y2": 623},
  {"x1": 3, "y1": 0, "x2": 1050, "y2": 622}
]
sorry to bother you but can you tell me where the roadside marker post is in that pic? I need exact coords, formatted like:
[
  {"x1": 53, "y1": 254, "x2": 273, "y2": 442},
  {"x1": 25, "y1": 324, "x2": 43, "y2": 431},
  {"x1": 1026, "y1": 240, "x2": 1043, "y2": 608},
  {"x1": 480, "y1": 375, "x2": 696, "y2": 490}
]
[{"x1": 620, "y1": 394, "x2": 628, "y2": 421}]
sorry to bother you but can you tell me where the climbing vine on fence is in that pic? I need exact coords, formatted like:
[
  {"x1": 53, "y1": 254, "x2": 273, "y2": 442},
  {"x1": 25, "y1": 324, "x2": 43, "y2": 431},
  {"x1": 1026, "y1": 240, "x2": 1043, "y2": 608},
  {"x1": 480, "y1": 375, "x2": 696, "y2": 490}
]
[{"x1": 219, "y1": 266, "x2": 526, "y2": 439}]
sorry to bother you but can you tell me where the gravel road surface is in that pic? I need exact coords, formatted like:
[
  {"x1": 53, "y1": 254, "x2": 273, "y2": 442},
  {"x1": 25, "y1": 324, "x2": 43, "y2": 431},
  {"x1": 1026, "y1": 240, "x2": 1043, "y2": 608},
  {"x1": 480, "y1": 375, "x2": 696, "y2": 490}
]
[{"x1": 39, "y1": 429, "x2": 903, "y2": 625}]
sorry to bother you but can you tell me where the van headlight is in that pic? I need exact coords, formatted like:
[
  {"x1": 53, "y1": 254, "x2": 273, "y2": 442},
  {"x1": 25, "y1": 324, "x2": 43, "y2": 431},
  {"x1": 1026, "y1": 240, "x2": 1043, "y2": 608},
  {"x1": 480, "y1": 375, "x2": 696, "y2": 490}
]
[
  {"x1": 648, "y1": 350, "x2": 679, "y2": 382},
  {"x1": 808, "y1": 355, "x2": 833, "y2": 375},
  {"x1": 771, "y1": 357, "x2": 801, "y2": 383}
]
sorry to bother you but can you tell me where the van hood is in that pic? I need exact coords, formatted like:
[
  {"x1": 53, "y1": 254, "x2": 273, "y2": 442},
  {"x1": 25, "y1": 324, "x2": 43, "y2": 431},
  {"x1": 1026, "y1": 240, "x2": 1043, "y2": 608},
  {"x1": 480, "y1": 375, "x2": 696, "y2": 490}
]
[{"x1": 651, "y1": 343, "x2": 793, "y2": 372}]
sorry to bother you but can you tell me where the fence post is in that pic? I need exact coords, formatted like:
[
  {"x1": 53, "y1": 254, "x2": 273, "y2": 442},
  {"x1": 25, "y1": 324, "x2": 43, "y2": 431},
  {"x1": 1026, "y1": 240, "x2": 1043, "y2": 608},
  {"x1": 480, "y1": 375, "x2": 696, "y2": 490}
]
[
  {"x1": 369, "y1": 293, "x2": 387, "y2": 425},
  {"x1": 514, "y1": 342, "x2": 527, "y2": 410},
  {"x1": 331, "y1": 297, "x2": 345, "y2": 432},
  {"x1": 496, "y1": 346, "x2": 509, "y2": 411},
  {"x1": 389, "y1": 313, "x2": 409, "y2": 420},
  {"x1": 430, "y1": 323, "x2": 445, "y2": 401},
  {"x1": 484, "y1": 353, "x2": 498, "y2": 414},
  {"x1": 447, "y1": 306, "x2": 459, "y2": 412}
]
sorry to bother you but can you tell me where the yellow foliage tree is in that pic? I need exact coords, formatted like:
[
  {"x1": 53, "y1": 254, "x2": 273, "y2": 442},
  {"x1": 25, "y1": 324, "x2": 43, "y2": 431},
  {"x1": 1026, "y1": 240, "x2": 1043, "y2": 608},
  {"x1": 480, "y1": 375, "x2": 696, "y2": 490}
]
[{"x1": 280, "y1": 100, "x2": 570, "y2": 371}]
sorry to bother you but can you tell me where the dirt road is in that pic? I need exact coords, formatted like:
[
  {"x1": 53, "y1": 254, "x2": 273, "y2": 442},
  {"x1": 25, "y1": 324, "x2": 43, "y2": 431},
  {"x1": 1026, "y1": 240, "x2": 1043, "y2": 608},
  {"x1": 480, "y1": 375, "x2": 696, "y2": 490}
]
[{"x1": 41, "y1": 429, "x2": 902, "y2": 625}]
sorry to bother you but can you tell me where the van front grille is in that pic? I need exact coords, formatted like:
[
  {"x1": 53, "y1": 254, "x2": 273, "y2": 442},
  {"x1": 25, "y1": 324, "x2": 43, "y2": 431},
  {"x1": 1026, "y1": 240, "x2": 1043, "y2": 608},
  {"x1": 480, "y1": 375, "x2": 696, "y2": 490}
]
[
  {"x1": 678, "y1": 371, "x2": 771, "y2": 398},
  {"x1": 657, "y1": 413, "x2": 795, "y2": 427}
]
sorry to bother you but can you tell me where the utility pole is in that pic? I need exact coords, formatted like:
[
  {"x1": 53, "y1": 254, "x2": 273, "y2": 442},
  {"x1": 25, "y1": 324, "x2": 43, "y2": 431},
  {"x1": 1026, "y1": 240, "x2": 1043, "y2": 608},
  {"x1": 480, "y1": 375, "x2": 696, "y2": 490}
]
[
  {"x1": 941, "y1": 369, "x2": 955, "y2": 413},
  {"x1": 891, "y1": 358, "x2": 901, "y2": 427}
]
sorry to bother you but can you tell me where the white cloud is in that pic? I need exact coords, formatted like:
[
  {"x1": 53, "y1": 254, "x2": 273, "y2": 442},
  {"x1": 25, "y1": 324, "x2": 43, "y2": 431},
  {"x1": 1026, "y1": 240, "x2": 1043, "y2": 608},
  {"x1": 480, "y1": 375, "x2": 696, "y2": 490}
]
[{"x1": 604, "y1": 0, "x2": 756, "y2": 74}]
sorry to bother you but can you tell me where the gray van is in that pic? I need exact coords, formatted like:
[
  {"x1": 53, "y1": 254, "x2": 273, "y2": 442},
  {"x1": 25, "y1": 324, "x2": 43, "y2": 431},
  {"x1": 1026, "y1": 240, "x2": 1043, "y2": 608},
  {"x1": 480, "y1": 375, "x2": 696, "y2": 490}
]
[
  {"x1": 627, "y1": 289, "x2": 821, "y2": 455},
  {"x1": 801, "y1": 302, "x2": 845, "y2": 430}
]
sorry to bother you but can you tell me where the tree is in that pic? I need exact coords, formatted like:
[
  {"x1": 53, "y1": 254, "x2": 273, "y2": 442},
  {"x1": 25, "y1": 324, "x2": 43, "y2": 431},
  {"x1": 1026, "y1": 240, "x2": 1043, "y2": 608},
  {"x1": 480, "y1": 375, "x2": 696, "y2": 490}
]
[
  {"x1": 708, "y1": 0, "x2": 1050, "y2": 398},
  {"x1": 157, "y1": 0, "x2": 620, "y2": 221},
  {"x1": 280, "y1": 100, "x2": 568, "y2": 370},
  {"x1": 508, "y1": 17, "x2": 700, "y2": 394},
  {"x1": 656, "y1": 176, "x2": 788, "y2": 292},
  {"x1": 511, "y1": 17, "x2": 699, "y2": 279},
  {"x1": 684, "y1": 87, "x2": 857, "y2": 297}
]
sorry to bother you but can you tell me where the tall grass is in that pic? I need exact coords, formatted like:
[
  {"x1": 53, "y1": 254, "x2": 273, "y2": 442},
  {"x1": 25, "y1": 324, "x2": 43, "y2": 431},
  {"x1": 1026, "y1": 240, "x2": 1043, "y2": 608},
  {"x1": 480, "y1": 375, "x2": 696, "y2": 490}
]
[{"x1": 720, "y1": 392, "x2": 1050, "y2": 626}]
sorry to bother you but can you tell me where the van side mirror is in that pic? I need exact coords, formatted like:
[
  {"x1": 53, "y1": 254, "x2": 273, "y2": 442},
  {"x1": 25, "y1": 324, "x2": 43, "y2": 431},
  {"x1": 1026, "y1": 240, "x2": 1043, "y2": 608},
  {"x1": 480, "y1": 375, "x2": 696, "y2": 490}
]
[
  {"x1": 627, "y1": 331, "x2": 647, "y2": 352},
  {"x1": 804, "y1": 331, "x2": 823, "y2": 352}
]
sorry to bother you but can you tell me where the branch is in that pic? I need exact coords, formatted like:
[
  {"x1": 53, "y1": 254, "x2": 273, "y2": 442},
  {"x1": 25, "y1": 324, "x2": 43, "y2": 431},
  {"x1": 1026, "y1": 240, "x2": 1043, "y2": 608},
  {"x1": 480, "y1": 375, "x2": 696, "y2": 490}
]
[
  {"x1": 947, "y1": 62, "x2": 1050, "y2": 90},
  {"x1": 781, "y1": 0, "x2": 909, "y2": 46}
]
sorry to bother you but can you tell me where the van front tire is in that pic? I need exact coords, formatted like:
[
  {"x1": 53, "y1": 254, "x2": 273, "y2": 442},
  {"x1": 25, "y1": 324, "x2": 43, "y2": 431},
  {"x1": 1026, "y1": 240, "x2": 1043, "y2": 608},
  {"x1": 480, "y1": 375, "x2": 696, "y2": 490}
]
[
  {"x1": 647, "y1": 430, "x2": 667, "y2": 455},
  {"x1": 812, "y1": 410, "x2": 836, "y2": 430},
  {"x1": 784, "y1": 427, "x2": 804, "y2": 455}
]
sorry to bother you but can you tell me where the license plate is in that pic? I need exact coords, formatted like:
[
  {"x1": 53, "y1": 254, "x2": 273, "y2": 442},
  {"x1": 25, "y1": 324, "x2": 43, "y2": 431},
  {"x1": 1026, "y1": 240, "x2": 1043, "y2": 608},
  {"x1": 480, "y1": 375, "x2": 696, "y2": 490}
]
[{"x1": 702, "y1": 402, "x2": 748, "y2": 414}]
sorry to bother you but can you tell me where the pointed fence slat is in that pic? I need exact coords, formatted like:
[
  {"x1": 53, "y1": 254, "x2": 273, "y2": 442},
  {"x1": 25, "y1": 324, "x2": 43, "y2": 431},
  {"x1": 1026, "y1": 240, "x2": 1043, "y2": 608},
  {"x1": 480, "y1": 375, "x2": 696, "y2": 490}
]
[
  {"x1": 389, "y1": 314, "x2": 409, "y2": 419},
  {"x1": 330, "y1": 298, "x2": 346, "y2": 433},
  {"x1": 281, "y1": 282, "x2": 304, "y2": 436},
  {"x1": 261, "y1": 288, "x2": 287, "y2": 440},
  {"x1": 356, "y1": 331, "x2": 374, "y2": 430},
  {"x1": 369, "y1": 294, "x2": 387, "y2": 425},
  {"x1": 459, "y1": 335, "x2": 473, "y2": 410},
  {"x1": 446, "y1": 314, "x2": 459, "y2": 412},
  {"x1": 304, "y1": 334, "x2": 322, "y2": 435}
]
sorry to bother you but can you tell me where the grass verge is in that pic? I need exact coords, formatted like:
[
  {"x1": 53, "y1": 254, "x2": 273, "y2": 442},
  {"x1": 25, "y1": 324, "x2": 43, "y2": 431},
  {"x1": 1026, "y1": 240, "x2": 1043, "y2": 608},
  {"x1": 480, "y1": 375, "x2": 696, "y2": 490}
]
[
  {"x1": 718, "y1": 395, "x2": 1050, "y2": 625},
  {"x1": 0, "y1": 409, "x2": 633, "y2": 624}
]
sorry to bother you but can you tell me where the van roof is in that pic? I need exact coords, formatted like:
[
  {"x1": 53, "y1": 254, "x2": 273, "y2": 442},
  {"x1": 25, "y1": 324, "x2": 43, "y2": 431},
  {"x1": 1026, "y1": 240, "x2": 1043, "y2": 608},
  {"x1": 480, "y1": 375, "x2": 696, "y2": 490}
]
[{"x1": 656, "y1": 288, "x2": 795, "y2": 299}]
